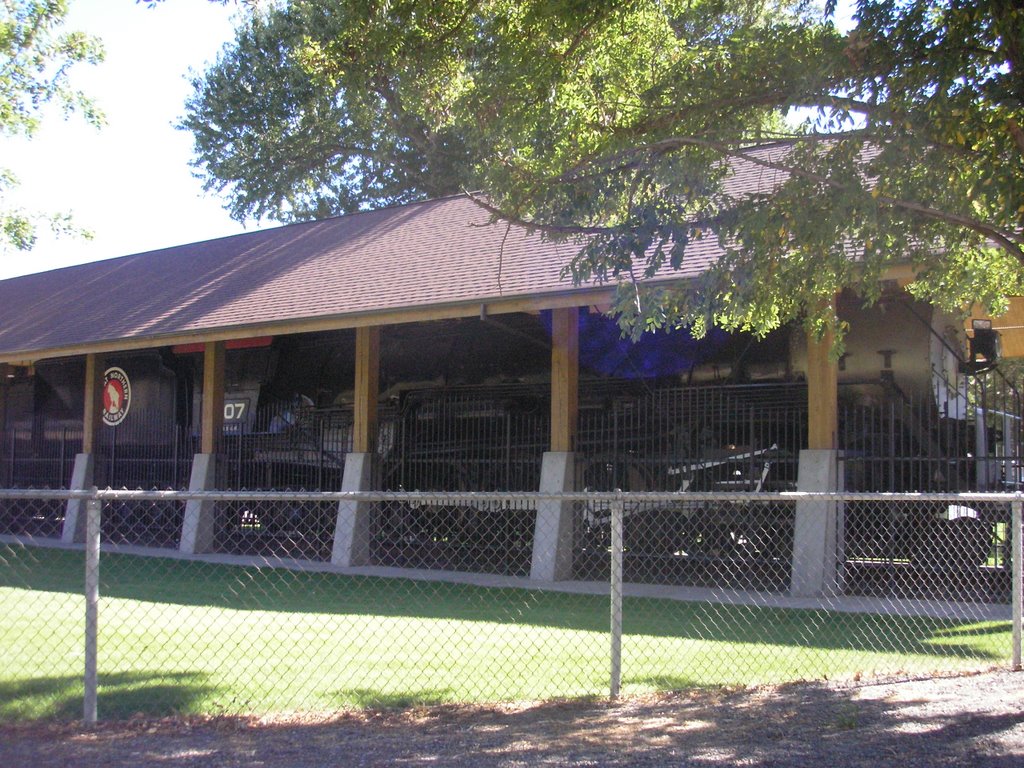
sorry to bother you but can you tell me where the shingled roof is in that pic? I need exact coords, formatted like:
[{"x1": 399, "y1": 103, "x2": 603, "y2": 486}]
[{"x1": 0, "y1": 145, "x2": 794, "y2": 363}]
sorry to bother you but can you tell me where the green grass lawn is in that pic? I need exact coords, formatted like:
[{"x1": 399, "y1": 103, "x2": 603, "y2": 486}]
[{"x1": 0, "y1": 544, "x2": 1012, "y2": 721}]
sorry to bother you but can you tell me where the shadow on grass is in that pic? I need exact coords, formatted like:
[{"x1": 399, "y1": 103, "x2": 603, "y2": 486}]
[
  {"x1": 335, "y1": 687, "x2": 455, "y2": 709},
  {"x1": 0, "y1": 671, "x2": 219, "y2": 722},
  {"x1": 627, "y1": 674, "x2": 712, "y2": 692},
  {"x1": 0, "y1": 545, "x2": 1011, "y2": 664},
  {"x1": 932, "y1": 622, "x2": 1011, "y2": 639}
]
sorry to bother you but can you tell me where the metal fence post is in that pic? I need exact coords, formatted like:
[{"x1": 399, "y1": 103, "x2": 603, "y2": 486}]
[
  {"x1": 609, "y1": 498, "x2": 624, "y2": 699},
  {"x1": 1013, "y1": 500, "x2": 1022, "y2": 671},
  {"x1": 84, "y1": 493, "x2": 101, "y2": 725}
]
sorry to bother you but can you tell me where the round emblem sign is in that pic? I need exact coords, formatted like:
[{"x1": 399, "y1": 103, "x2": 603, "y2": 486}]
[{"x1": 102, "y1": 367, "x2": 131, "y2": 426}]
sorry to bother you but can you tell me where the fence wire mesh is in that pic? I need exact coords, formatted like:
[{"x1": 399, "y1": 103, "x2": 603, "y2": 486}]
[{"x1": 0, "y1": 489, "x2": 1018, "y2": 723}]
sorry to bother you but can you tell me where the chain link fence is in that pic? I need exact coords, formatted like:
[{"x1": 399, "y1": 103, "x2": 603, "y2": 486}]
[{"x1": 0, "y1": 488, "x2": 1020, "y2": 723}]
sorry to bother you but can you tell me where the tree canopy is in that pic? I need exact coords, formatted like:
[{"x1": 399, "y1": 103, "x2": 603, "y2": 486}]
[
  {"x1": 1, "y1": 0, "x2": 103, "y2": 251},
  {"x1": 182, "y1": 0, "x2": 1024, "y2": 341},
  {"x1": 180, "y1": 0, "x2": 481, "y2": 221}
]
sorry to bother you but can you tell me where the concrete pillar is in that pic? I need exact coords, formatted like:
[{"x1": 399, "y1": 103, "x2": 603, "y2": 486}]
[
  {"x1": 530, "y1": 451, "x2": 576, "y2": 582},
  {"x1": 61, "y1": 453, "x2": 95, "y2": 544},
  {"x1": 179, "y1": 453, "x2": 218, "y2": 554},
  {"x1": 331, "y1": 452, "x2": 375, "y2": 567},
  {"x1": 790, "y1": 449, "x2": 844, "y2": 597}
]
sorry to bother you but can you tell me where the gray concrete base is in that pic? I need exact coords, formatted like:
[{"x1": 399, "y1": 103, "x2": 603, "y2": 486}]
[
  {"x1": 530, "y1": 451, "x2": 576, "y2": 582},
  {"x1": 61, "y1": 453, "x2": 94, "y2": 544},
  {"x1": 179, "y1": 453, "x2": 218, "y2": 555},
  {"x1": 331, "y1": 452, "x2": 375, "y2": 567},
  {"x1": 790, "y1": 449, "x2": 844, "y2": 597}
]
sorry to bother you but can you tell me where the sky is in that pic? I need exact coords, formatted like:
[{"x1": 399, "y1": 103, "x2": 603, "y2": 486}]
[{"x1": 1, "y1": 0, "x2": 258, "y2": 280}]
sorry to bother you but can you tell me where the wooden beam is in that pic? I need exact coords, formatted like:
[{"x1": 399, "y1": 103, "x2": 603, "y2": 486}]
[
  {"x1": 353, "y1": 326, "x2": 380, "y2": 454},
  {"x1": 0, "y1": 291, "x2": 609, "y2": 365},
  {"x1": 0, "y1": 366, "x2": 7, "y2": 486},
  {"x1": 0, "y1": 365, "x2": 10, "y2": 484},
  {"x1": 82, "y1": 353, "x2": 104, "y2": 455},
  {"x1": 550, "y1": 307, "x2": 579, "y2": 453},
  {"x1": 0, "y1": 262, "x2": 928, "y2": 367},
  {"x1": 806, "y1": 324, "x2": 838, "y2": 451},
  {"x1": 201, "y1": 341, "x2": 225, "y2": 455},
  {"x1": 0, "y1": 364, "x2": 7, "y2": 435}
]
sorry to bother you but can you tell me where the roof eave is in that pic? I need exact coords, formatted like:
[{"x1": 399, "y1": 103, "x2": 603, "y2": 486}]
[{"x1": 0, "y1": 284, "x2": 621, "y2": 364}]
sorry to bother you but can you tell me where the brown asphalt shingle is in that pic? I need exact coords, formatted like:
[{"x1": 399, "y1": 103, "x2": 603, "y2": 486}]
[{"x1": 0, "y1": 147, "x2": 790, "y2": 361}]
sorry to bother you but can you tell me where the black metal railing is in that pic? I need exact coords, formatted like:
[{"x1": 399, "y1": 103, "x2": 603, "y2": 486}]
[
  {"x1": 576, "y1": 382, "x2": 806, "y2": 493},
  {"x1": 839, "y1": 370, "x2": 1023, "y2": 493},
  {"x1": 379, "y1": 386, "x2": 548, "y2": 493}
]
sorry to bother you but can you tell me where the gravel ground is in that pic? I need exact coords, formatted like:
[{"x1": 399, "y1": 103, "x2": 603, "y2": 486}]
[{"x1": 2, "y1": 669, "x2": 1022, "y2": 767}]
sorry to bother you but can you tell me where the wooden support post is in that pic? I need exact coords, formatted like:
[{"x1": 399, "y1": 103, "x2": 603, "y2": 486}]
[
  {"x1": 0, "y1": 365, "x2": 7, "y2": 471},
  {"x1": 550, "y1": 307, "x2": 579, "y2": 452},
  {"x1": 201, "y1": 341, "x2": 225, "y2": 455},
  {"x1": 534, "y1": 308, "x2": 581, "y2": 581},
  {"x1": 806, "y1": 324, "x2": 838, "y2": 451},
  {"x1": 82, "y1": 353, "x2": 104, "y2": 455},
  {"x1": 182, "y1": 343, "x2": 225, "y2": 554},
  {"x1": 353, "y1": 326, "x2": 380, "y2": 454},
  {"x1": 64, "y1": 355, "x2": 104, "y2": 543},
  {"x1": 333, "y1": 327, "x2": 380, "y2": 563},
  {"x1": 0, "y1": 366, "x2": 6, "y2": 486}
]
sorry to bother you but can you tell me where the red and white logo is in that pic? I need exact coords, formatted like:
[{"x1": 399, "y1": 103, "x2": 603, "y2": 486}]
[{"x1": 102, "y1": 367, "x2": 131, "y2": 426}]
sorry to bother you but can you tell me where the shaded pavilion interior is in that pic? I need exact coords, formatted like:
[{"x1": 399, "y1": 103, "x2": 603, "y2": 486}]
[{"x1": 0, "y1": 190, "x2": 1017, "y2": 602}]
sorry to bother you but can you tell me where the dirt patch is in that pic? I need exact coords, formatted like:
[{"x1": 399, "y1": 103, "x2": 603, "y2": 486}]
[{"x1": 2, "y1": 669, "x2": 1023, "y2": 767}]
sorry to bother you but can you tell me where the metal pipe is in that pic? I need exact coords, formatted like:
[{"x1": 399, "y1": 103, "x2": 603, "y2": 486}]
[
  {"x1": 5, "y1": 487, "x2": 1024, "y2": 505},
  {"x1": 318, "y1": 417, "x2": 325, "y2": 491},
  {"x1": 109, "y1": 425, "x2": 116, "y2": 488},
  {"x1": 237, "y1": 424, "x2": 243, "y2": 489},
  {"x1": 1013, "y1": 500, "x2": 1022, "y2": 670},
  {"x1": 60, "y1": 428, "x2": 66, "y2": 486},
  {"x1": 84, "y1": 494, "x2": 101, "y2": 724},
  {"x1": 609, "y1": 498, "x2": 624, "y2": 698},
  {"x1": 505, "y1": 412, "x2": 512, "y2": 490}
]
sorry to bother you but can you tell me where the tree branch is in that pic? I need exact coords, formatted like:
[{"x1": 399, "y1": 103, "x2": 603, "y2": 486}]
[
  {"x1": 474, "y1": 130, "x2": 1024, "y2": 269},
  {"x1": 691, "y1": 136, "x2": 1024, "y2": 257},
  {"x1": 463, "y1": 191, "x2": 614, "y2": 235},
  {"x1": 577, "y1": 135, "x2": 1024, "y2": 263}
]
